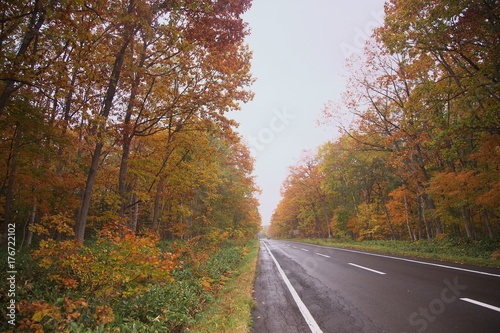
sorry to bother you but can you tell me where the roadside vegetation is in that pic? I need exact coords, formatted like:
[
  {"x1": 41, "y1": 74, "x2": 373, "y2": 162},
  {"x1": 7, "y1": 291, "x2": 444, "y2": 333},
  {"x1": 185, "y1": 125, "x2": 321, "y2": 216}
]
[
  {"x1": 290, "y1": 236, "x2": 500, "y2": 268},
  {"x1": 0, "y1": 1, "x2": 262, "y2": 332},
  {"x1": 189, "y1": 239, "x2": 259, "y2": 333},
  {"x1": 0, "y1": 226, "x2": 258, "y2": 332},
  {"x1": 269, "y1": 0, "x2": 500, "y2": 249}
]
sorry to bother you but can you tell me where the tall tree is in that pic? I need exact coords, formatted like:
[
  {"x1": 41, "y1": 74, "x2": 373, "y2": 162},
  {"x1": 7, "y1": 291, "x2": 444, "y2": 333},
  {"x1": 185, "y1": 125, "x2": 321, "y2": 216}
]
[{"x1": 0, "y1": 0, "x2": 258, "y2": 244}]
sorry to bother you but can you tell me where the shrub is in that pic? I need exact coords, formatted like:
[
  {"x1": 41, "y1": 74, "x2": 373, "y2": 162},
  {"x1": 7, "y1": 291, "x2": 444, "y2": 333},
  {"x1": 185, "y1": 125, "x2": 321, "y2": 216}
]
[{"x1": 3, "y1": 227, "x2": 250, "y2": 332}]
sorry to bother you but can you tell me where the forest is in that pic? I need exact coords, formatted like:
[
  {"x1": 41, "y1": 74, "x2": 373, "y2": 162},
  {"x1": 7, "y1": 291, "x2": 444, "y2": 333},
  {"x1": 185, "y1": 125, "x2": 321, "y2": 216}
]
[
  {"x1": 269, "y1": 0, "x2": 500, "y2": 241},
  {"x1": 0, "y1": 1, "x2": 261, "y2": 331},
  {"x1": 0, "y1": 0, "x2": 260, "y2": 245}
]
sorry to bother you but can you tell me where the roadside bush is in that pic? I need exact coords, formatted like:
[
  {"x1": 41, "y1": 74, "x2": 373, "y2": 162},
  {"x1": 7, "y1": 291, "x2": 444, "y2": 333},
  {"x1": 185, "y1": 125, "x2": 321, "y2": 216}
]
[
  {"x1": 31, "y1": 223, "x2": 180, "y2": 296},
  {"x1": 2, "y1": 226, "x2": 249, "y2": 332}
]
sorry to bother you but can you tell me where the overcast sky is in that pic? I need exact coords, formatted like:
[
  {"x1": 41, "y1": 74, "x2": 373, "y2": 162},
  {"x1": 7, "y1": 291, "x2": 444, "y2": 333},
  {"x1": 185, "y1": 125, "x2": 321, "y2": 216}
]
[{"x1": 229, "y1": 0, "x2": 387, "y2": 226}]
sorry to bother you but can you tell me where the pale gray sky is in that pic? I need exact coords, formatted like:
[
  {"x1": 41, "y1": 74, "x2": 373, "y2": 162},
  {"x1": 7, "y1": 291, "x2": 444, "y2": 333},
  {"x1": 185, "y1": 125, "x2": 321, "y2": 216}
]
[{"x1": 229, "y1": 0, "x2": 387, "y2": 226}]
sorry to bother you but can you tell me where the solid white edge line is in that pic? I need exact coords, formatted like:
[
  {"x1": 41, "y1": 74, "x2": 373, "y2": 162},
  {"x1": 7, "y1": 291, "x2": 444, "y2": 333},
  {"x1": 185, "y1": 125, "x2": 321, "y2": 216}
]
[
  {"x1": 291, "y1": 242, "x2": 500, "y2": 278},
  {"x1": 460, "y1": 298, "x2": 500, "y2": 313},
  {"x1": 316, "y1": 253, "x2": 331, "y2": 258},
  {"x1": 348, "y1": 263, "x2": 386, "y2": 275},
  {"x1": 262, "y1": 241, "x2": 323, "y2": 333}
]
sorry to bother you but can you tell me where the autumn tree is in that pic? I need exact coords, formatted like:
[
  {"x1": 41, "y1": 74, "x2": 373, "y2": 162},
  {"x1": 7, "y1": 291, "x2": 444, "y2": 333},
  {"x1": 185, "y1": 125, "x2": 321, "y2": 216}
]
[
  {"x1": 0, "y1": 0, "x2": 259, "y2": 244},
  {"x1": 272, "y1": 0, "x2": 499, "y2": 241},
  {"x1": 126, "y1": 124, "x2": 260, "y2": 239},
  {"x1": 270, "y1": 154, "x2": 333, "y2": 239},
  {"x1": 379, "y1": 0, "x2": 499, "y2": 238},
  {"x1": 313, "y1": 0, "x2": 500, "y2": 240}
]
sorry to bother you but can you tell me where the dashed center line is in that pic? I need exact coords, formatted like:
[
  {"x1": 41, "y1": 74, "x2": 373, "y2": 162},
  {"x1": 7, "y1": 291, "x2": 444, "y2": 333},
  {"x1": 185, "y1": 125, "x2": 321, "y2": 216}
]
[
  {"x1": 348, "y1": 263, "x2": 386, "y2": 275},
  {"x1": 294, "y1": 242, "x2": 500, "y2": 278},
  {"x1": 301, "y1": 248, "x2": 309, "y2": 252},
  {"x1": 461, "y1": 298, "x2": 500, "y2": 313},
  {"x1": 316, "y1": 253, "x2": 331, "y2": 258}
]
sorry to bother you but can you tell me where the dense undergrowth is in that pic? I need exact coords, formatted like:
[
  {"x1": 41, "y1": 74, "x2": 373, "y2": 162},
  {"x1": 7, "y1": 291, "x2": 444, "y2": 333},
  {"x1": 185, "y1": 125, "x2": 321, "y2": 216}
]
[
  {"x1": 291, "y1": 236, "x2": 500, "y2": 267},
  {"x1": 1, "y1": 224, "x2": 254, "y2": 332},
  {"x1": 189, "y1": 239, "x2": 259, "y2": 333}
]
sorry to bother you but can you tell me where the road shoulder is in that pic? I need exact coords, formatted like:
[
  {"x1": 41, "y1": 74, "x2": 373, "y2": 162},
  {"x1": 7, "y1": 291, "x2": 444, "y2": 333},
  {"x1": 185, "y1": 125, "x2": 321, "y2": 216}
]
[{"x1": 251, "y1": 240, "x2": 310, "y2": 333}]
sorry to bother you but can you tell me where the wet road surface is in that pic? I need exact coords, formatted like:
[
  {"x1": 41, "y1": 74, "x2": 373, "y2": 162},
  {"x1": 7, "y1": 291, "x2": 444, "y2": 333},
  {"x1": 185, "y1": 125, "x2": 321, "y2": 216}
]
[{"x1": 252, "y1": 240, "x2": 500, "y2": 332}]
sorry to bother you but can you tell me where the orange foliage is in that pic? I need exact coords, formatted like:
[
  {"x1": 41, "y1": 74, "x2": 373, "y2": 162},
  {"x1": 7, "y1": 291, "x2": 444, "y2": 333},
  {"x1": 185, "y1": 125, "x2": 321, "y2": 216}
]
[
  {"x1": 32, "y1": 223, "x2": 180, "y2": 298},
  {"x1": 17, "y1": 298, "x2": 88, "y2": 333}
]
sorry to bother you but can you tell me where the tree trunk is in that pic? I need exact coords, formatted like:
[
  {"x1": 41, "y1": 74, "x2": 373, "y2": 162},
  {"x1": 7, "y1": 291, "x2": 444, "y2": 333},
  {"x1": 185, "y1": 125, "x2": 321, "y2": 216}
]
[
  {"x1": 482, "y1": 209, "x2": 495, "y2": 239},
  {"x1": 382, "y1": 199, "x2": 397, "y2": 240},
  {"x1": 3, "y1": 158, "x2": 17, "y2": 243},
  {"x1": 152, "y1": 177, "x2": 164, "y2": 230},
  {"x1": 130, "y1": 193, "x2": 139, "y2": 232},
  {"x1": 423, "y1": 193, "x2": 442, "y2": 235},
  {"x1": 319, "y1": 198, "x2": 332, "y2": 238},
  {"x1": 118, "y1": 137, "x2": 132, "y2": 217},
  {"x1": 378, "y1": 186, "x2": 396, "y2": 240},
  {"x1": 75, "y1": 142, "x2": 103, "y2": 241},
  {"x1": 2, "y1": 128, "x2": 22, "y2": 242},
  {"x1": 74, "y1": 30, "x2": 133, "y2": 241},
  {"x1": 461, "y1": 205, "x2": 475, "y2": 239},
  {"x1": 22, "y1": 194, "x2": 37, "y2": 249},
  {"x1": 403, "y1": 195, "x2": 415, "y2": 241},
  {"x1": 118, "y1": 41, "x2": 147, "y2": 217},
  {"x1": 420, "y1": 196, "x2": 432, "y2": 239}
]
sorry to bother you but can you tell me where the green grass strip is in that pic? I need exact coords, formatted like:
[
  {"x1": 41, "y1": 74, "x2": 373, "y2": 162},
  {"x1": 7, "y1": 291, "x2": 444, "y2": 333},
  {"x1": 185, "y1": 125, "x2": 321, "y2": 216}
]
[
  {"x1": 288, "y1": 238, "x2": 500, "y2": 268},
  {"x1": 189, "y1": 239, "x2": 259, "y2": 333}
]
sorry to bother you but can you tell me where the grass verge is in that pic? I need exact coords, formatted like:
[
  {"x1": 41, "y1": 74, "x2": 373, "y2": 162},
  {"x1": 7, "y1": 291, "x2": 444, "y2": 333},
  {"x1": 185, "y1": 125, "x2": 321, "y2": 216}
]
[
  {"x1": 289, "y1": 237, "x2": 500, "y2": 268},
  {"x1": 0, "y1": 234, "x2": 260, "y2": 332},
  {"x1": 189, "y1": 239, "x2": 259, "y2": 333}
]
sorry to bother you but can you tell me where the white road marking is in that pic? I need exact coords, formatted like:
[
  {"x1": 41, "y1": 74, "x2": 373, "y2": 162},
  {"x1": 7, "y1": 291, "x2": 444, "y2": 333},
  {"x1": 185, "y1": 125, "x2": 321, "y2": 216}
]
[
  {"x1": 460, "y1": 298, "x2": 500, "y2": 313},
  {"x1": 316, "y1": 253, "x2": 331, "y2": 258},
  {"x1": 348, "y1": 263, "x2": 386, "y2": 275},
  {"x1": 262, "y1": 241, "x2": 323, "y2": 333},
  {"x1": 301, "y1": 248, "x2": 309, "y2": 252},
  {"x1": 292, "y1": 242, "x2": 500, "y2": 278}
]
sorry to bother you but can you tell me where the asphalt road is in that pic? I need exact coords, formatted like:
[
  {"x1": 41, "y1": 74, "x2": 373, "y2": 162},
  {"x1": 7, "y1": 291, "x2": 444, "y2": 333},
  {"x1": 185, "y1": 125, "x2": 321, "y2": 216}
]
[{"x1": 251, "y1": 240, "x2": 500, "y2": 333}]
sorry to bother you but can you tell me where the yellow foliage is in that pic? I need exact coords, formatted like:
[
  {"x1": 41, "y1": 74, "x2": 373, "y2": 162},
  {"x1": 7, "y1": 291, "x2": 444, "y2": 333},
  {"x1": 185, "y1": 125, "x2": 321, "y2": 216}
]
[
  {"x1": 241, "y1": 246, "x2": 250, "y2": 257},
  {"x1": 94, "y1": 305, "x2": 115, "y2": 324},
  {"x1": 30, "y1": 214, "x2": 75, "y2": 237},
  {"x1": 200, "y1": 276, "x2": 215, "y2": 292},
  {"x1": 435, "y1": 233, "x2": 448, "y2": 241}
]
